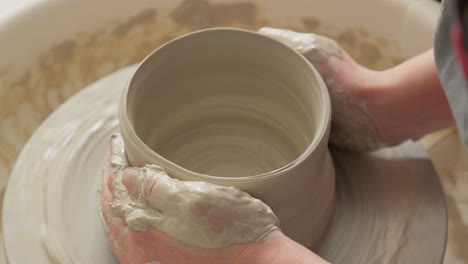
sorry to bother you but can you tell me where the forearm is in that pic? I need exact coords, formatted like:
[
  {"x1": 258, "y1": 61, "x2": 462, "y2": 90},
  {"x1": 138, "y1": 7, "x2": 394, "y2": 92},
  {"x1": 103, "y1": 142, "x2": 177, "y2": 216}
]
[
  {"x1": 366, "y1": 49, "x2": 455, "y2": 142},
  {"x1": 238, "y1": 233, "x2": 330, "y2": 264}
]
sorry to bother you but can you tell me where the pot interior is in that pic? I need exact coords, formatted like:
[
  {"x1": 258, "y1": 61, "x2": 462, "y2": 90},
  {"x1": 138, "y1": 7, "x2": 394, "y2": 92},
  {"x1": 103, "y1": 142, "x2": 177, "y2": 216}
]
[{"x1": 127, "y1": 29, "x2": 327, "y2": 177}]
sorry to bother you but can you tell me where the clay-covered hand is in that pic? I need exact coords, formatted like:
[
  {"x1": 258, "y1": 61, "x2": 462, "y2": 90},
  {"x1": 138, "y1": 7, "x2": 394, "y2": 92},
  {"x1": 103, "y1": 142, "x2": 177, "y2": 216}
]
[
  {"x1": 258, "y1": 27, "x2": 393, "y2": 151},
  {"x1": 100, "y1": 134, "x2": 329, "y2": 264}
]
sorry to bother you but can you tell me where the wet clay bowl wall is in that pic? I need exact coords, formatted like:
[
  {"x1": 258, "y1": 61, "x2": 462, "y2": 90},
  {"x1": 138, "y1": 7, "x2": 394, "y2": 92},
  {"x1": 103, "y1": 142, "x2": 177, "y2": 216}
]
[{"x1": 119, "y1": 28, "x2": 334, "y2": 248}]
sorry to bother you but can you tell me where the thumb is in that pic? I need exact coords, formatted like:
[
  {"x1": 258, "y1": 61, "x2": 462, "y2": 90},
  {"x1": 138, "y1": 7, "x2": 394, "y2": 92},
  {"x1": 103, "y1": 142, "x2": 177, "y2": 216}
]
[
  {"x1": 258, "y1": 27, "x2": 343, "y2": 86},
  {"x1": 121, "y1": 165, "x2": 175, "y2": 211}
]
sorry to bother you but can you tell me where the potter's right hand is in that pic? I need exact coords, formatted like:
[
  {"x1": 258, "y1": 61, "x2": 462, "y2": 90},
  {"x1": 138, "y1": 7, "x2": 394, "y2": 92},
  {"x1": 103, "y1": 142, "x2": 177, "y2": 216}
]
[
  {"x1": 100, "y1": 134, "x2": 329, "y2": 264},
  {"x1": 259, "y1": 28, "x2": 394, "y2": 151}
]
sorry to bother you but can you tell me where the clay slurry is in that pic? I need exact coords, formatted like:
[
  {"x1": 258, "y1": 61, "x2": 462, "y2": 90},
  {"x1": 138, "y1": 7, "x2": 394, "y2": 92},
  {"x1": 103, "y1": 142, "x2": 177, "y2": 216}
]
[{"x1": 107, "y1": 134, "x2": 280, "y2": 248}]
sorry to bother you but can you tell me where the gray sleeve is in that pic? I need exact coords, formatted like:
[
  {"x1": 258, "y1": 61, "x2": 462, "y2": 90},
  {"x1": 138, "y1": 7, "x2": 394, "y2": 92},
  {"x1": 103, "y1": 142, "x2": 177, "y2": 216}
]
[{"x1": 434, "y1": 2, "x2": 468, "y2": 145}]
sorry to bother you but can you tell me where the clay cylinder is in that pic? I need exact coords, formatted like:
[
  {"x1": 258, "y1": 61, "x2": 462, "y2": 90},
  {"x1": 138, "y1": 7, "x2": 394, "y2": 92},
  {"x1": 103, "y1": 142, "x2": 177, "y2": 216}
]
[{"x1": 119, "y1": 28, "x2": 335, "y2": 248}]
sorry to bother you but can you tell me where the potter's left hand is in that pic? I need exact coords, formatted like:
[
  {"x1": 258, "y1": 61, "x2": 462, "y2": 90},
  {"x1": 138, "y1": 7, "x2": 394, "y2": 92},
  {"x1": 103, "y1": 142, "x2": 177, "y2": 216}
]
[{"x1": 101, "y1": 134, "x2": 329, "y2": 264}]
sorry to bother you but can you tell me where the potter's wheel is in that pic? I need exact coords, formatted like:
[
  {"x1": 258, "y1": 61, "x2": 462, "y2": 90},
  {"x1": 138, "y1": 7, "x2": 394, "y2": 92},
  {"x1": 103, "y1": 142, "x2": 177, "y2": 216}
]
[{"x1": 2, "y1": 66, "x2": 447, "y2": 263}]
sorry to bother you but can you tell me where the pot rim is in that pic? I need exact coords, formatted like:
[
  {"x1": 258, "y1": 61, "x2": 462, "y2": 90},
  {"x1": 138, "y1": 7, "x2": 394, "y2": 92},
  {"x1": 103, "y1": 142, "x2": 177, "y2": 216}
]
[{"x1": 118, "y1": 27, "x2": 332, "y2": 183}]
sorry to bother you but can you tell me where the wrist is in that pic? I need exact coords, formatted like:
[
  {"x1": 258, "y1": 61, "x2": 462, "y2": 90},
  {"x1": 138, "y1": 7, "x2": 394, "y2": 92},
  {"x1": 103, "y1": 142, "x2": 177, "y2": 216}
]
[
  {"x1": 360, "y1": 68, "x2": 405, "y2": 143},
  {"x1": 235, "y1": 232, "x2": 329, "y2": 264},
  {"x1": 362, "y1": 55, "x2": 455, "y2": 143}
]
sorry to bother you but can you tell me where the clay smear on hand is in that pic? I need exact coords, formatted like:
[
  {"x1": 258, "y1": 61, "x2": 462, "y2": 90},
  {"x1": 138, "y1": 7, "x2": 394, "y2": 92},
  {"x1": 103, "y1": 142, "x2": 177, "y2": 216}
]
[
  {"x1": 259, "y1": 27, "x2": 386, "y2": 151},
  {"x1": 258, "y1": 27, "x2": 342, "y2": 86},
  {"x1": 106, "y1": 134, "x2": 280, "y2": 249}
]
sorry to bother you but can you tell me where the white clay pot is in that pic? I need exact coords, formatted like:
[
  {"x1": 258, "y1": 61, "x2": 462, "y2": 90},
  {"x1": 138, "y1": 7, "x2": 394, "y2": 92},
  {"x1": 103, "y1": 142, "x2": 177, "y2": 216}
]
[{"x1": 118, "y1": 28, "x2": 335, "y2": 248}]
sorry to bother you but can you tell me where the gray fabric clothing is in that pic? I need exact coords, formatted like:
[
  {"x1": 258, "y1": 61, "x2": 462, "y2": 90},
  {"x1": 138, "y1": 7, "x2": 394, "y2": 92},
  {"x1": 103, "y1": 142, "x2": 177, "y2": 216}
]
[{"x1": 434, "y1": 0, "x2": 468, "y2": 145}]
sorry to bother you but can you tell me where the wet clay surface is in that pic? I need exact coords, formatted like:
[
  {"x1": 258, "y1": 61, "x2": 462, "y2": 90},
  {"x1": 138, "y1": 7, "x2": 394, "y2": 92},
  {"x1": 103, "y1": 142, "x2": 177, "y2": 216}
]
[
  {"x1": 107, "y1": 134, "x2": 280, "y2": 249},
  {"x1": 2, "y1": 65, "x2": 445, "y2": 263},
  {"x1": 1, "y1": 0, "x2": 461, "y2": 263}
]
